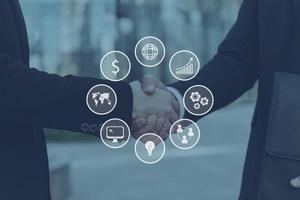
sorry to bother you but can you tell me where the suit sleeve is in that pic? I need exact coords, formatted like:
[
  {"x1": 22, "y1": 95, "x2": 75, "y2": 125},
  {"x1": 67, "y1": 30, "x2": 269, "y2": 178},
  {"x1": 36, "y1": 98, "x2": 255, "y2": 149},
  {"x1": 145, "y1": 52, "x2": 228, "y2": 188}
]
[
  {"x1": 0, "y1": 55, "x2": 133, "y2": 137},
  {"x1": 170, "y1": 0, "x2": 259, "y2": 121}
]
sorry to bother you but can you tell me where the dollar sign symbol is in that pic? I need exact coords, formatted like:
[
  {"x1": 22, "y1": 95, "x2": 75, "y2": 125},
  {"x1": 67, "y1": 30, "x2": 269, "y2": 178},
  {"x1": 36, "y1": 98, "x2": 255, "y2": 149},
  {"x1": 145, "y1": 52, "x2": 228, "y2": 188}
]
[{"x1": 112, "y1": 59, "x2": 120, "y2": 76}]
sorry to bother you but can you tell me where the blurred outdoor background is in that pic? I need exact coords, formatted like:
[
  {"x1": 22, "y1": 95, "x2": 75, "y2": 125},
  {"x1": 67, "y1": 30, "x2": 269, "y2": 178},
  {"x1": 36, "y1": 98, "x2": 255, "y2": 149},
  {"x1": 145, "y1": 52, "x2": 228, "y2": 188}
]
[{"x1": 19, "y1": 0, "x2": 256, "y2": 199}]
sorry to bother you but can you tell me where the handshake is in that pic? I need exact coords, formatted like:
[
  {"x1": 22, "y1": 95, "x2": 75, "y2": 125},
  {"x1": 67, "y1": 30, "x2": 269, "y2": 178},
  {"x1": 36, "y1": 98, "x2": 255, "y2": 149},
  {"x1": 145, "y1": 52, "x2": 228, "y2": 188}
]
[{"x1": 130, "y1": 75, "x2": 181, "y2": 141}]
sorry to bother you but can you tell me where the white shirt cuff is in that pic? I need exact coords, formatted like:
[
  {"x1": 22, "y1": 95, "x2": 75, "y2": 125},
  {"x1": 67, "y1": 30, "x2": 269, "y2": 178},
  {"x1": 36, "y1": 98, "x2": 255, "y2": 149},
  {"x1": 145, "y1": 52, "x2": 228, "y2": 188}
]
[{"x1": 166, "y1": 87, "x2": 185, "y2": 119}]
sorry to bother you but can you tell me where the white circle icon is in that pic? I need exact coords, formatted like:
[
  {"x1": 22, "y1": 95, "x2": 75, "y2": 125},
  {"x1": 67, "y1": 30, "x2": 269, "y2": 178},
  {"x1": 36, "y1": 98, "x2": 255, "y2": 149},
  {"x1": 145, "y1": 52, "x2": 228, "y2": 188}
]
[
  {"x1": 134, "y1": 133, "x2": 166, "y2": 164},
  {"x1": 142, "y1": 43, "x2": 158, "y2": 60},
  {"x1": 100, "y1": 118, "x2": 130, "y2": 149},
  {"x1": 100, "y1": 51, "x2": 131, "y2": 82},
  {"x1": 86, "y1": 84, "x2": 117, "y2": 115},
  {"x1": 169, "y1": 119, "x2": 200, "y2": 150},
  {"x1": 183, "y1": 85, "x2": 214, "y2": 116},
  {"x1": 135, "y1": 36, "x2": 165, "y2": 67},
  {"x1": 169, "y1": 50, "x2": 200, "y2": 81}
]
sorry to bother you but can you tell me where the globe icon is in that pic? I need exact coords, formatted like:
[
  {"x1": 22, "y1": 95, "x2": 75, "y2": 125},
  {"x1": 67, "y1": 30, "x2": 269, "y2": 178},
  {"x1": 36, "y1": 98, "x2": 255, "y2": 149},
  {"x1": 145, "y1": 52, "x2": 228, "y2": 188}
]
[{"x1": 142, "y1": 43, "x2": 159, "y2": 60}]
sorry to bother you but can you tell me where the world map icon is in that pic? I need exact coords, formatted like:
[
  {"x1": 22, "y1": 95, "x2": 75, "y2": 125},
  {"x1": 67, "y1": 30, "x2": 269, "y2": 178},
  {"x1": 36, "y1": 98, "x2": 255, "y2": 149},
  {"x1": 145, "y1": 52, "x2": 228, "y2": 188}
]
[{"x1": 142, "y1": 43, "x2": 159, "y2": 60}]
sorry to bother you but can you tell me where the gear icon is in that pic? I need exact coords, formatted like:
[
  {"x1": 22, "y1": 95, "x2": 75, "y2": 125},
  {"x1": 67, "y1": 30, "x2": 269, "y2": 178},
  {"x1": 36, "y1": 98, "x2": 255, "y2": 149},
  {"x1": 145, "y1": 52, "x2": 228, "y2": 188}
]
[
  {"x1": 200, "y1": 97, "x2": 209, "y2": 106},
  {"x1": 190, "y1": 92, "x2": 201, "y2": 102},
  {"x1": 194, "y1": 103, "x2": 201, "y2": 110}
]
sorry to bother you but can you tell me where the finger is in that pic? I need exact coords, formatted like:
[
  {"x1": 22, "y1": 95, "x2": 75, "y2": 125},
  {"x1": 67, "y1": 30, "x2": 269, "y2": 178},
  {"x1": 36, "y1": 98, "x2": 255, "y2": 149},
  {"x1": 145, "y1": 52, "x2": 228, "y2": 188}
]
[
  {"x1": 169, "y1": 110, "x2": 180, "y2": 124},
  {"x1": 134, "y1": 115, "x2": 157, "y2": 139},
  {"x1": 141, "y1": 133, "x2": 165, "y2": 145},
  {"x1": 160, "y1": 121, "x2": 171, "y2": 141},
  {"x1": 153, "y1": 137, "x2": 162, "y2": 145},
  {"x1": 150, "y1": 135, "x2": 162, "y2": 145},
  {"x1": 140, "y1": 133, "x2": 160, "y2": 144},
  {"x1": 157, "y1": 119, "x2": 168, "y2": 140},
  {"x1": 156, "y1": 117, "x2": 165, "y2": 132},
  {"x1": 141, "y1": 74, "x2": 158, "y2": 95},
  {"x1": 172, "y1": 98, "x2": 180, "y2": 115},
  {"x1": 131, "y1": 117, "x2": 147, "y2": 132},
  {"x1": 140, "y1": 135, "x2": 154, "y2": 144},
  {"x1": 291, "y1": 176, "x2": 300, "y2": 188}
]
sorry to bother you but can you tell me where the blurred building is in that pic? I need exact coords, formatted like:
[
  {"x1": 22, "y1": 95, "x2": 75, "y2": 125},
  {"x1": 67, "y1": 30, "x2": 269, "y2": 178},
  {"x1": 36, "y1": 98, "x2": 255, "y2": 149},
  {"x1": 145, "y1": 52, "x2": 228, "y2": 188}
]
[{"x1": 20, "y1": 0, "x2": 255, "y2": 101}]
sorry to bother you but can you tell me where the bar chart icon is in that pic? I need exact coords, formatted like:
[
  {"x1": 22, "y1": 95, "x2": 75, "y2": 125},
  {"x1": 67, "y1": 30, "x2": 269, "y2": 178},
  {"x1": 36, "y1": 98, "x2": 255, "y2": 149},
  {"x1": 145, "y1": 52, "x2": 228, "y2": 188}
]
[
  {"x1": 175, "y1": 57, "x2": 194, "y2": 75},
  {"x1": 169, "y1": 50, "x2": 200, "y2": 81}
]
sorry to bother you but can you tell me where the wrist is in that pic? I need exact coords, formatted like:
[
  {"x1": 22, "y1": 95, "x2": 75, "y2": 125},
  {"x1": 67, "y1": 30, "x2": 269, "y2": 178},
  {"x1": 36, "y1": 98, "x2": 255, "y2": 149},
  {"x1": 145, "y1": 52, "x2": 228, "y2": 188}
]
[{"x1": 166, "y1": 87, "x2": 185, "y2": 118}]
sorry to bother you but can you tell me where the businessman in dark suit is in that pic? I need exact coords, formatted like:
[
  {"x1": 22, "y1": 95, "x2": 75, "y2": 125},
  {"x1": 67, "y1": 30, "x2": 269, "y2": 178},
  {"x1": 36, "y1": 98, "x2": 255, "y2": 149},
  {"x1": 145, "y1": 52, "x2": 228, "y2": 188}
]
[
  {"x1": 0, "y1": 0, "x2": 179, "y2": 199},
  {"x1": 136, "y1": 0, "x2": 300, "y2": 199}
]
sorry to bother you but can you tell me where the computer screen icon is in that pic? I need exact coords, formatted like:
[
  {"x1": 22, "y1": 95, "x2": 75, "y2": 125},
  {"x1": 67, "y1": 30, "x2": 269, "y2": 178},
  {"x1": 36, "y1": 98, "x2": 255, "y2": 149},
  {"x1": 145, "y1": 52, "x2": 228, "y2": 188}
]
[{"x1": 106, "y1": 126, "x2": 125, "y2": 143}]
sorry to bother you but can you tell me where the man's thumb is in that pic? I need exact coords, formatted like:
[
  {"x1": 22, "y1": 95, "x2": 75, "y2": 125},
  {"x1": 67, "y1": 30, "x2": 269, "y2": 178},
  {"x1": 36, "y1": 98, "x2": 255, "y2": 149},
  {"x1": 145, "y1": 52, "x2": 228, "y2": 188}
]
[
  {"x1": 291, "y1": 176, "x2": 300, "y2": 188},
  {"x1": 142, "y1": 75, "x2": 157, "y2": 95}
]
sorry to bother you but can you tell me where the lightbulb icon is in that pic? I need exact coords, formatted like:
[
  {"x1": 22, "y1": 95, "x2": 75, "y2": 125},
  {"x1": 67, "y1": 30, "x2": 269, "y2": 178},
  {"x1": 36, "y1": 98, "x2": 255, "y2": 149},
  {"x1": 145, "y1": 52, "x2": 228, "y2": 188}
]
[{"x1": 145, "y1": 141, "x2": 155, "y2": 156}]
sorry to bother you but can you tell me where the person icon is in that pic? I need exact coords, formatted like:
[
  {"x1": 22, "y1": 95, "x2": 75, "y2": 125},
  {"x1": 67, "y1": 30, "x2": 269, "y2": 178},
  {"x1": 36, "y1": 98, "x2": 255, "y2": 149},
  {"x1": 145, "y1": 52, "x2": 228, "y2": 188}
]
[
  {"x1": 181, "y1": 135, "x2": 188, "y2": 144},
  {"x1": 187, "y1": 128, "x2": 194, "y2": 137},
  {"x1": 177, "y1": 124, "x2": 183, "y2": 133}
]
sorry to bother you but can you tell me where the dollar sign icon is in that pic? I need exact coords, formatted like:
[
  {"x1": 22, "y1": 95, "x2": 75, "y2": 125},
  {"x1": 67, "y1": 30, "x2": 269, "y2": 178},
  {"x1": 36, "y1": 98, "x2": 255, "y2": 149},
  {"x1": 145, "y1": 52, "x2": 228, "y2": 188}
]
[{"x1": 112, "y1": 59, "x2": 120, "y2": 76}]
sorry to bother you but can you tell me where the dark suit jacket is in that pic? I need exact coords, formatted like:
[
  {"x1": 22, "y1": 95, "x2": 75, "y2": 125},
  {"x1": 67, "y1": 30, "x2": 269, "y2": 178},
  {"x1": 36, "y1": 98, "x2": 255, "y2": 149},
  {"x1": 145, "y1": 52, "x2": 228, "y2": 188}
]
[
  {"x1": 0, "y1": 1, "x2": 132, "y2": 199},
  {"x1": 172, "y1": 0, "x2": 300, "y2": 199}
]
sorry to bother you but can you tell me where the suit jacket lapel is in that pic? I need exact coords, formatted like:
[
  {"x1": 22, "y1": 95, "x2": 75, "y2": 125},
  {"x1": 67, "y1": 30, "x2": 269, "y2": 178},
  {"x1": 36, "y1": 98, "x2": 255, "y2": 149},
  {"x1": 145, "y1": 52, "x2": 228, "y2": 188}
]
[{"x1": 9, "y1": 0, "x2": 29, "y2": 65}]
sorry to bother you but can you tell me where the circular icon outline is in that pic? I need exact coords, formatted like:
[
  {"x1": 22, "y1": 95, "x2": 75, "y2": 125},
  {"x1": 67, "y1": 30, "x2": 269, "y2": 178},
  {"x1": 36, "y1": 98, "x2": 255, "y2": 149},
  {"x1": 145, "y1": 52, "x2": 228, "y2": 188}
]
[
  {"x1": 100, "y1": 118, "x2": 131, "y2": 149},
  {"x1": 134, "y1": 36, "x2": 166, "y2": 68},
  {"x1": 86, "y1": 84, "x2": 117, "y2": 115},
  {"x1": 134, "y1": 133, "x2": 166, "y2": 164},
  {"x1": 100, "y1": 50, "x2": 131, "y2": 82},
  {"x1": 183, "y1": 85, "x2": 214, "y2": 116},
  {"x1": 169, "y1": 50, "x2": 201, "y2": 81},
  {"x1": 169, "y1": 119, "x2": 201, "y2": 150}
]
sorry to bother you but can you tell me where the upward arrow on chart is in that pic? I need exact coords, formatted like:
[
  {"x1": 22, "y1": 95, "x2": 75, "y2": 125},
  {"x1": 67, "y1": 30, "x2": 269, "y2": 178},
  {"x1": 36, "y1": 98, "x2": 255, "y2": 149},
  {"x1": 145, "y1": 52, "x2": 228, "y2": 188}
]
[{"x1": 177, "y1": 57, "x2": 193, "y2": 70}]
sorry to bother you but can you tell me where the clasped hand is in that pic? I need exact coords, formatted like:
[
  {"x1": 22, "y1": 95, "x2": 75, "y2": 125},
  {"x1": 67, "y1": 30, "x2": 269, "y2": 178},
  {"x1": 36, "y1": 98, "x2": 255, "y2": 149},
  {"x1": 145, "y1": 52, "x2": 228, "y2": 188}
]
[{"x1": 130, "y1": 75, "x2": 180, "y2": 140}]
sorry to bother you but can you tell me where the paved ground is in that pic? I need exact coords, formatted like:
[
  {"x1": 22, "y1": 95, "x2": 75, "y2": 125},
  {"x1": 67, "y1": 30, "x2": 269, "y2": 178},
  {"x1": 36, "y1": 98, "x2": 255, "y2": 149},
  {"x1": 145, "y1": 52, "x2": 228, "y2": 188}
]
[{"x1": 47, "y1": 103, "x2": 255, "y2": 200}]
